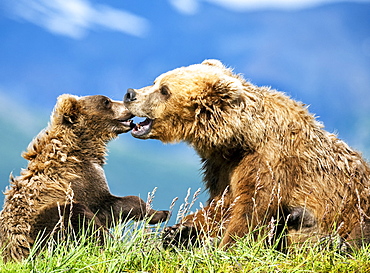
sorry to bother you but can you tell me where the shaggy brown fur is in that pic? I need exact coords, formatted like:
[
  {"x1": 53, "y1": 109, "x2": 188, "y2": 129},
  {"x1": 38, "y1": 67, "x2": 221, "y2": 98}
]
[
  {"x1": 0, "y1": 94, "x2": 169, "y2": 262},
  {"x1": 124, "y1": 59, "x2": 370, "y2": 249}
]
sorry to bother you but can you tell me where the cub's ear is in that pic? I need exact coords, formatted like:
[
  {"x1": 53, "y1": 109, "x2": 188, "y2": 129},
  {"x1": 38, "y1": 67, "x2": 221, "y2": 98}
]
[
  {"x1": 201, "y1": 59, "x2": 225, "y2": 69},
  {"x1": 53, "y1": 94, "x2": 81, "y2": 125}
]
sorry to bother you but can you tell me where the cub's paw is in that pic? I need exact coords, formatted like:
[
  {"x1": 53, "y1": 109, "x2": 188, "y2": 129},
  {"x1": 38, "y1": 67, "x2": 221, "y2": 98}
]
[
  {"x1": 148, "y1": 210, "x2": 171, "y2": 224},
  {"x1": 162, "y1": 223, "x2": 198, "y2": 249}
]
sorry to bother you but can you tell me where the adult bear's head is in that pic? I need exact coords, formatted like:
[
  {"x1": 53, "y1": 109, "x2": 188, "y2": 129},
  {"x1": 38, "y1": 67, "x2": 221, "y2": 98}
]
[{"x1": 124, "y1": 60, "x2": 261, "y2": 154}]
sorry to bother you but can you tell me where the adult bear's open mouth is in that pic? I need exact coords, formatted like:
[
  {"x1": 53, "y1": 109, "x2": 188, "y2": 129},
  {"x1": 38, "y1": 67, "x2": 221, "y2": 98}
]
[{"x1": 132, "y1": 117, "x2": 153, "y2": 137}]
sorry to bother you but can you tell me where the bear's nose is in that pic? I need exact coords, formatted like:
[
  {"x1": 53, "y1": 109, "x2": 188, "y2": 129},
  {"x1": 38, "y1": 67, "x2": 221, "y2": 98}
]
[{"x1": 124, "y1": 88, "x2": 137, "y2": 103}]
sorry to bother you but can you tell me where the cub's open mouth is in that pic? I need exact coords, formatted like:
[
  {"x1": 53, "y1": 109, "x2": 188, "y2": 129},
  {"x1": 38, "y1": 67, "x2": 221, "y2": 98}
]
[
  {"x1": 132, "y1": 117, "x2": 153, "y2": 137},
  {"x1": 117, "y1": 115, "x2": 136, "y2": 130},
  {"x1": 119, "y1": 119, "x2": 135, "y2": 129}
]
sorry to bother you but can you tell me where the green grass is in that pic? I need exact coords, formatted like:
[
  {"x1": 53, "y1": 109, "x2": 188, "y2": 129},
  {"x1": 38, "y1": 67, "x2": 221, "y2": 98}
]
[{"x1": 1, "y1": 220, "x2": 370, "y2": 273}]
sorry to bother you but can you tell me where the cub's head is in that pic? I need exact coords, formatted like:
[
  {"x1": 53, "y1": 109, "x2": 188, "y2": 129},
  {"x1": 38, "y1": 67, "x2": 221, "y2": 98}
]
[
  {"x1": 53, "y1": 94, "x2": 134, "y2": 140},
  {"x1": 124, "y1": 59, "x2": 249, "y2": 147}
]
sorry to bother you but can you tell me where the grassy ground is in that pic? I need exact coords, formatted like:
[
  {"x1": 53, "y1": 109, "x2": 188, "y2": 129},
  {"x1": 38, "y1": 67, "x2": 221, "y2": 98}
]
[
  {"x1": 1, "y1": 190, "x2": 369, "y2": 272},
  {"x1": 1, "y1": 220, "x2": 370, "y2": 273}
]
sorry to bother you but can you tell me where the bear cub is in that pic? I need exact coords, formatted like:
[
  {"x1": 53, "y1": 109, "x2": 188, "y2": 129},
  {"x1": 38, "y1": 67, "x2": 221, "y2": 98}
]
[{"x1": 0, "y1": 94, "x2": 169, "y2": 262}]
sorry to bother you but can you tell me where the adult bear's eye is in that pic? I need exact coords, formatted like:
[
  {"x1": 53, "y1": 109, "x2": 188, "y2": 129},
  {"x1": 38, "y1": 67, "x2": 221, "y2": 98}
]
[
  {"x1": 103, "y1": 98, "x2": 111, "y2": 108},
  {"x1": 160, "y1": 85, "x2": 170, "y2": 97}
]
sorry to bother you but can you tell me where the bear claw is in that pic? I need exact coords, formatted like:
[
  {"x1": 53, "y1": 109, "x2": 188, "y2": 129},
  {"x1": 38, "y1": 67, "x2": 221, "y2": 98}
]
[{"x1": 162, "y1": 224, "x2": 197, "y2": 249}]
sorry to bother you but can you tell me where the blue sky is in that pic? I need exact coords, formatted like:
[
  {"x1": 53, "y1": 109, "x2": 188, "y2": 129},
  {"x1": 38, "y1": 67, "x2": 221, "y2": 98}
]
[
  {"x1": 3, "y1": 0, "x2": 370, "y2": 39},
  {"x1": 1, "y1": 0, "x2": 370, "y2": 212}
]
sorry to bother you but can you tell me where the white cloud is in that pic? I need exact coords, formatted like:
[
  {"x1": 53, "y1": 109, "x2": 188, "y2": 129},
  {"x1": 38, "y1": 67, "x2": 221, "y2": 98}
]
[
  {"x1": 170, "y1": 0, "x2": 370, "y2": 13},
  {"x1": 169, "y1": 0, "x2": 199, "y2": 14},
  {"x1": 6, "y1": 0, "x2": 149, "y2": 39}
]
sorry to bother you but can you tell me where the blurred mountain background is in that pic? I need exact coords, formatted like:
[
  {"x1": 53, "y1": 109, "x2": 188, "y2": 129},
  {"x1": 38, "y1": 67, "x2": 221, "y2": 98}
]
[{"x1": 0, "y1": 0, "x2": 370, "y2": 223}]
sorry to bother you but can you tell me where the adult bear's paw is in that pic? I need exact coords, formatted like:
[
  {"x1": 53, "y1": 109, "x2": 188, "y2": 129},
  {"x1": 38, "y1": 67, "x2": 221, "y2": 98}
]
[{"x1": 162, "y1": 223, "x2": 198, "y2": 249}]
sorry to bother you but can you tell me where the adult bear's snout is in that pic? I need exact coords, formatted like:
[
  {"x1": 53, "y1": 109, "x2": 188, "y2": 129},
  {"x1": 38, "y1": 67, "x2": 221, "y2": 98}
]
[{"x1": 124, "y1": 88, "x2": 137, "y2": 103}]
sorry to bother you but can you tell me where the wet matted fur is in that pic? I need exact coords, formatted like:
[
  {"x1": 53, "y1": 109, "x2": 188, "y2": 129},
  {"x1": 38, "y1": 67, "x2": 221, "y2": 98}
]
[{"x1": 0, "y1": 94, "x2": 169, "y2": 262}]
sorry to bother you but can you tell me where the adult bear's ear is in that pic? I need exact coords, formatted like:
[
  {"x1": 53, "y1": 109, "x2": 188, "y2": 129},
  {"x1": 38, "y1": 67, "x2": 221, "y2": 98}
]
[
  {"x1": 53, "y1": 94, "x2": 81, "y2": 125},
  {"x1": 207, "y1": 76, "x2": 244, "y2": 107},
  {"x1": 201, "y1": 59, "x2": 225, "y2": 69},
  {"x1": 193, "y1": 76, "x2": 243, "y2": 120}
]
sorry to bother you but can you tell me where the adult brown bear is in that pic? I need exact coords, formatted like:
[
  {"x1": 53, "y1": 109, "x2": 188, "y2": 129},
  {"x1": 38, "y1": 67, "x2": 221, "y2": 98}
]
[
  {"x1": 124, "y1": 59, "x2": 370, "y2": 249},
  {"x1": 0, "y1": 94, "x2": 169, "y2": 262}
]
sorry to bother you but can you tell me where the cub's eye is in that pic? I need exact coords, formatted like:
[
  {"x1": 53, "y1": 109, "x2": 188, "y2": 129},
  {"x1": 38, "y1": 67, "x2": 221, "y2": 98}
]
[{"x1": 160, "y1": 85, "x2": 170, "y2": 97}]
